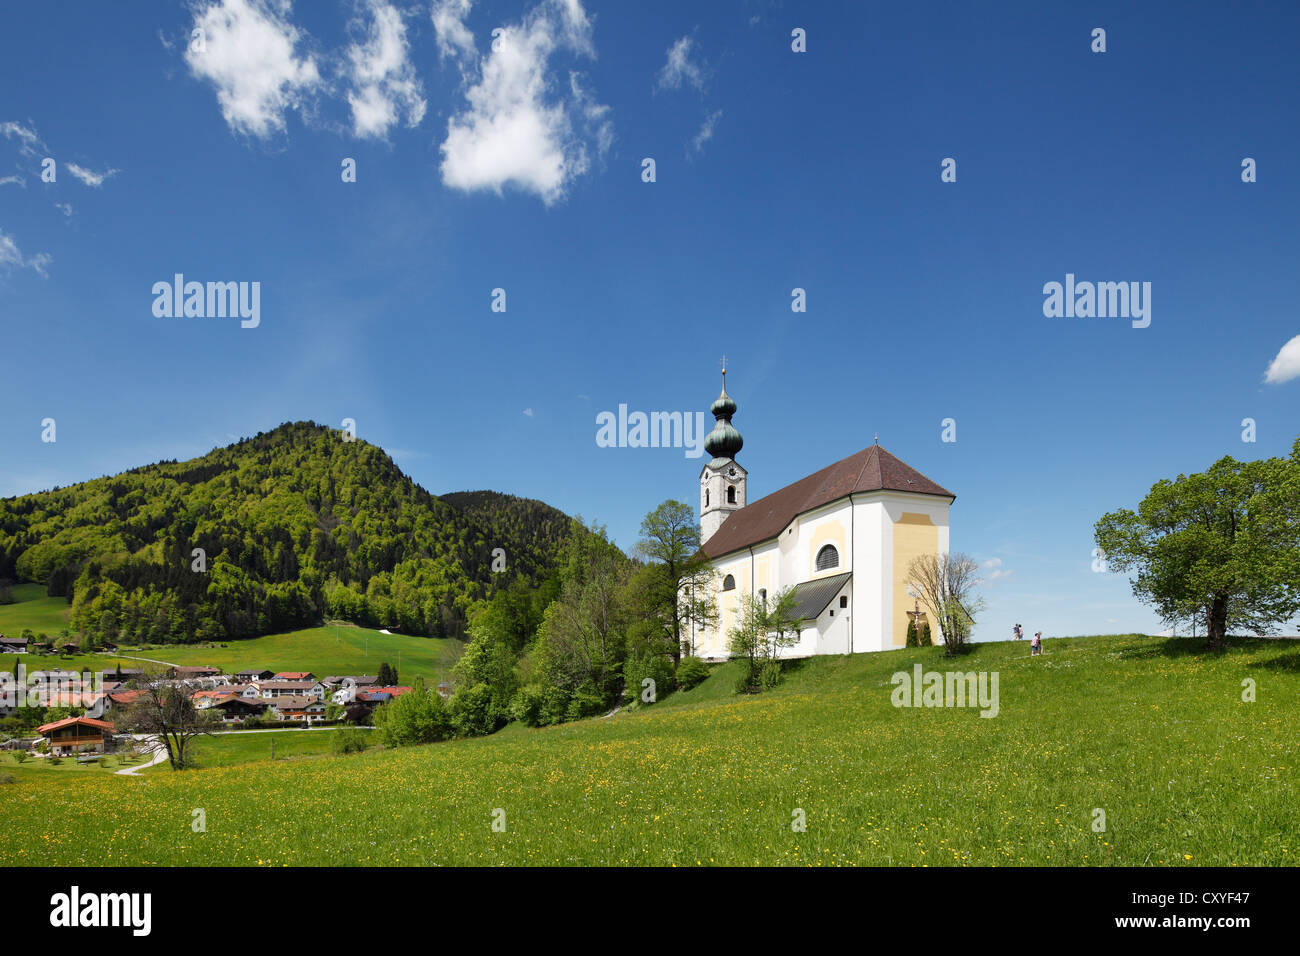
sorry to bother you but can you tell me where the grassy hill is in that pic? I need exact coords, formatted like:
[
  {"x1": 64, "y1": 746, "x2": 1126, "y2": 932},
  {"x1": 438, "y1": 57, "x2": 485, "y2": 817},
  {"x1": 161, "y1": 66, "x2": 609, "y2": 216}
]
[
  {"x1": 0, "y1": 582, "x2": 70, "y2": 636},
  {"x1": 127, "y1": 623, "x2": 462, "y2": 686},
  {"x1": 0, "y1": 421, "x2": 576, "y2": 645},
  {"x1": 2, "y1": 633, "x2": 1295, "y2": 866},
  {"x1": 0, "y1": 586, "x2": 460, "y2": 685}
]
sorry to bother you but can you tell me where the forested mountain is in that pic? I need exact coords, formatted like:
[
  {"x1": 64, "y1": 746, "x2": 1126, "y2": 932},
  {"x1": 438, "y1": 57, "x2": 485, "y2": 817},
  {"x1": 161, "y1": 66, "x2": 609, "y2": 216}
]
[{"x1": 0, "y1": 422, "x2": 577, "y2": 645}]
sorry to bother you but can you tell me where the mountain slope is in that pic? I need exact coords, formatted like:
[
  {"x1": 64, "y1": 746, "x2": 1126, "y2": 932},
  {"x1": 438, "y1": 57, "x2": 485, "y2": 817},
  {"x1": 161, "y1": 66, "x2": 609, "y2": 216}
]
[{"x1": 0, "y1": 422, "x2": 576, "y2": 645}]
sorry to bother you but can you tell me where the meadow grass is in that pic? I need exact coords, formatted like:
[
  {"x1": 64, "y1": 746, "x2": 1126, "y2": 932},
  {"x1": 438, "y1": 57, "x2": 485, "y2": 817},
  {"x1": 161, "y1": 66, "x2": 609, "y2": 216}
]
[
  {"x1": 1, "y1": 633, "x2": 1294, "y2": 866},
  {"x1": 140, "y1": 728, "x2": 376, "y2": 773},
  {"x1": 139, "y1": 623, "x2": 462, "y2": 686},
  {"x1": 0, "y1": 584, "x2": 462, "y2": 688},
  {"x1": 0, "y1": 583, "x2": 71, "y2": 636}
]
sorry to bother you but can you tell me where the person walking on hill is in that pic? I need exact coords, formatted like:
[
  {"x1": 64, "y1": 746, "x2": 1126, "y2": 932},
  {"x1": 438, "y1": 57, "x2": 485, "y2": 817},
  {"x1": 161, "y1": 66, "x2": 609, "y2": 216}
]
[
  {"x1": 1013, "y1": 623, "x2": 1023, "y2": 641},
  {"x1": 1031, "y1": 631, "x2": 1042, "y2": 656}
]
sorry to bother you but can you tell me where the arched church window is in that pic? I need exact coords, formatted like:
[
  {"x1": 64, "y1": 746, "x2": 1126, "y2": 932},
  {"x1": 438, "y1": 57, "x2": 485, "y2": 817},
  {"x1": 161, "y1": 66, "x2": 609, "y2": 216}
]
[
  {"x1": 815, "y1": 544, "x2": 839, "y2": 571},
  {"x1": 722, "y1": 574, "x2": 736, "y2": 591},
  {"x1": 758, "y1": 588, "x2": 767, "y2": 606},
  {"x1": 705, "y1": 489, "x2": 710, "y2": 507},
  {"x1": 726, "y1": 485, "x2": 736, "y2": 504}
]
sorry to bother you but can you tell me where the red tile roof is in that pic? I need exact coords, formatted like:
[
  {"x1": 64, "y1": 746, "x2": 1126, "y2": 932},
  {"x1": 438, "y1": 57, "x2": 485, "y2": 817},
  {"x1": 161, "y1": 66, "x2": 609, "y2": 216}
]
[
  {"x1": 702, "y1": 444, "x2": 954, "y2": 558},
  {"x1": 36, "y1": 716, "x2": 116, "y2": 734}
]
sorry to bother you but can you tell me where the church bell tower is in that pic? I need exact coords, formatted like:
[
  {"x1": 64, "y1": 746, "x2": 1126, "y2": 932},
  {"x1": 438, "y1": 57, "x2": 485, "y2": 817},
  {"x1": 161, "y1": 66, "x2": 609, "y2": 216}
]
[{"x1": 700, "y1": 364, "x2": 747, "y2": 544}]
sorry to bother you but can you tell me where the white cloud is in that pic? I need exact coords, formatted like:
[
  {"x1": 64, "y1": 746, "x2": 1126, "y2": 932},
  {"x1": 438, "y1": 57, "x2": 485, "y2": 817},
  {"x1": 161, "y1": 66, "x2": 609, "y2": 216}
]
[
  {"x1": 0, "y1": 121, "x2": 44, "y2": 158},
  {"x1": 0, "y1": 174, "x2": 23, "y2": 187},
  {"x1": 184, "y1": 0, "x2": 322, "y2": 139},
  {"x1": 981, "y1": 557, "x2": 1013, "y2": 582},
  {"x1": 345, "y1": 0, "x2": 426, "y2": 139},
  {"x1": 434, "y1": 0, "x2": 611, "y2": 204},
  {"x1": 691, "y1": 109, "x2": 721, "y2": 154},
  {"x1": 657, "y1": 36, "x2": 705, "y2": 91},
  {"x1": 522, "y1": 407, "x2": 534, "y2": 417},
  {"x1": 1264, "y1": 334, "x2": 1300, "y2": 385},
  {"x1": 432, "y1": 0, "x2": 476, "y2": 65},
  {"x1": 0, "y1": 229, "x2": 51, "y2": 277},
  {"x1": 53, "y1": 202, "x2": 73, "y2": 217},
  {"x1": 65, "y1": 162, "x2": 119, "y2": 187}
]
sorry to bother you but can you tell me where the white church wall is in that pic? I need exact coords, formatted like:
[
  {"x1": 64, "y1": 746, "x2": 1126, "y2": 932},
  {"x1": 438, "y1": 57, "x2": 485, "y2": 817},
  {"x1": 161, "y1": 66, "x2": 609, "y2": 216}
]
[{"x1": 850, "y1": 496, "x2": 887, "y2": 652}]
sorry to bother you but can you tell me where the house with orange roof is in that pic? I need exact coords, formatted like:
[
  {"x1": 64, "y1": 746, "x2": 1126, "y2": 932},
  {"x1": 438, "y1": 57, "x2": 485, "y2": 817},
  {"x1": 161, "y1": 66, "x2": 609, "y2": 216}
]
[{"x1": 37, "y1": 716, "x2": 116, "y2": 755}]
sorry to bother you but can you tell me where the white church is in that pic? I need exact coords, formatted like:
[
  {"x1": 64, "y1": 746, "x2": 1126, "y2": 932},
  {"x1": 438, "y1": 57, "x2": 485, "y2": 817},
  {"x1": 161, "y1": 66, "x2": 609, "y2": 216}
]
[{"x1": 689, "y1": 372, "x2": 955, "y2": 659}]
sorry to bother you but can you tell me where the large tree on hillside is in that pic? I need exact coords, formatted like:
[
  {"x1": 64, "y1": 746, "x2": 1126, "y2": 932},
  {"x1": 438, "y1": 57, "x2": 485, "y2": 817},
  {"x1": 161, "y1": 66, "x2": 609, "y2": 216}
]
[
  {"x1": 634, "y1": 500, "x2": 717, "y2": 665},
  {"x1": 1094, "y1": 438, "x2": 1300, "y2": 648},
  {"x1": 125, "y1": 685, "x2": 217, "y2": 770}
]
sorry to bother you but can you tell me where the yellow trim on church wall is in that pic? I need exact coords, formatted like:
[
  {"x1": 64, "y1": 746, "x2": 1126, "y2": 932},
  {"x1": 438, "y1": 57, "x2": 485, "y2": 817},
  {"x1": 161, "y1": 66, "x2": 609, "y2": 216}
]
[
  {"x1": 809, "y1": 520, "x2": 848, "y2": 578},
  {"x1": 892, "y1": 512, "x2": 938, "y2": 646}
]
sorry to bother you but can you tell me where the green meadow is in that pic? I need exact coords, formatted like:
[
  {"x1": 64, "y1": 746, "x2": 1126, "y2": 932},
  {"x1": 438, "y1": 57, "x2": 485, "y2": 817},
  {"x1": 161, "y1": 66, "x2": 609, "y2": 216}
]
[
  {"x1": 0, "y1": 583, "x2": 71, "y2": 636},
  {"x1": 1, "y1": 634, "x2": 1295, "y2": 867},
  {"x1": 0, "y1": 582, "x2": 461, "y2": 686},
  {"x1": 141, "y1": 728, "x2": 375, "y2": 773},
  {"x1": 136, "y1": 623, "x2": 462, "y2": 685}
]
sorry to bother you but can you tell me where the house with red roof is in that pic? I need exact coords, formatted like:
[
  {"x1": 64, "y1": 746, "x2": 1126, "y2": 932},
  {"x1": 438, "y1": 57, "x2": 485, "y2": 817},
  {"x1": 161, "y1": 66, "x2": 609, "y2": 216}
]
[
  {"x1": 690, "y1": 373, "x2": 956, "y2": 659},
  {"x1": 37, "y1": 716, "x2": 116, "y2": 755}
]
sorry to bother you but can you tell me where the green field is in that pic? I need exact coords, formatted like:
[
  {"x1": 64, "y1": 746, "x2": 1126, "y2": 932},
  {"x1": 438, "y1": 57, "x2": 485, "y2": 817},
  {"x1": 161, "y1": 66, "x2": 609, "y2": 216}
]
[
  {"x1": 1, "y1": 633, "x2": 1295, "y2": 866},
  {"x1": 0, "y1": 583, "x2": 71, "y2": 636},
  {"x1": 1, "y1": 582, "x2": 462, "y2": 686},
  {"x1": 134, "y1": 624, "x2": 462, "y2": 685},
  {"x1": 141, "y1": 729, "x2": 375, "y2": 773}
]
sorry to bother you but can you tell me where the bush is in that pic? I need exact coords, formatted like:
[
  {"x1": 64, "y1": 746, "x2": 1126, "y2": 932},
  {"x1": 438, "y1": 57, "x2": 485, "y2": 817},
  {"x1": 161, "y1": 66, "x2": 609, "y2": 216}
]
[
  {"x1": 623, "y1": 652, "x2": 676, "y2": 705},
  {"x1": 0, "y1": 773, "x2": 15, "y2": 785},
  {"x1": 49, "y1": 756, "x2": 62, "y2": 766},
  {"x1": 759, "y1": 660, "x2": 783, "y2": 690},
  {"x1": 13, "y1": 751, "x2": 29, "y2": 764},
  {"x1": 920, "y1": 622, "x2": 933, "y2": 647},
  {"x1": 905, "y1": 619, "x2": 919, "y2": 647},
  {"x1": 734, "y1": 668, "x2": 756, "y2": 695},
  {"x1": 331, "y1": 728, "x2": 369, "y2": 755},
  {"x1": 511, "y1": 685, "x2": 546, "y2": 727},
  {"x1": 449, "y1": 682, "x2": 499, "y2": 737},
  {"x1": 675, "y1": 656, "x2": 710, "y2": 691},
  {"x1": 565, "y1": 682, "x2": 607, "y2": 721},
  {"x1": 372, "y1": 680, "x2": 452, "y2": 747}
]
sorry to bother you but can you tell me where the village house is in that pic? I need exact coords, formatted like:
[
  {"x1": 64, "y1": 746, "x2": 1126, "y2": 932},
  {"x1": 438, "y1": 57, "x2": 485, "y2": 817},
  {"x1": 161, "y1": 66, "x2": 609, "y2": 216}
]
[
  {"x1": 0, "y1": 635, "x2": 29, "y2": 654},
  {"x1": 211, "y1": 696, "x2": 269, "y2": 722},
  {"x1": 259, "y1": 680, "x2": 326, "y2": 700},
  {"x1": 37, "y1": 716, "x2": 115, "y2": 755},
  {"x1": 236, "y1": 669, "x2": 274, "y2": 682},
  {"x1": 367, "y1": 686, "x2": 411, "y2": 700},
  {"x1": 170, "y1": 665, "x2": 221, "y2": 680},
  {"x1": 270, "y1": 695, "x2": 327, "y2": 722},
  {"x1": 331, "y1": 675, "x2": 380, "y2": 704},
  {"x1": 273, "y1": 671, "x2": 316, "y2": 681}
]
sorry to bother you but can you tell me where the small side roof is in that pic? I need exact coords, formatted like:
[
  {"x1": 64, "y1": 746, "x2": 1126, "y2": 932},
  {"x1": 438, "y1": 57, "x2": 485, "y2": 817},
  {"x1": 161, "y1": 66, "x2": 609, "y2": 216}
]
[{"x1": 788, "y1": 572, "x2": 854, "y2": 622}]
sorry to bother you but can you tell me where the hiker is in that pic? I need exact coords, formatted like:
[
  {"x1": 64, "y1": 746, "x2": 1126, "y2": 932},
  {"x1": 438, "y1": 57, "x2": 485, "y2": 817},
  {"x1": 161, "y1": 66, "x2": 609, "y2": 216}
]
[
  {"x1": 1031, "y1": 631, "x2": 1042, "y2": 656},
  {"x1": 1012, "y1": 623, "x2": 1022, "y2": 641}
]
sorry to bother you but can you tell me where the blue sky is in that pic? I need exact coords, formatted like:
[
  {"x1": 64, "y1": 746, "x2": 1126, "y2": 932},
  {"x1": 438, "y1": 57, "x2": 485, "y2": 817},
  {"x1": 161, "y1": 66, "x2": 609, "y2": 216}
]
[{"x1": 1, "y1": 0, "x2": 1297, "y2": 639}]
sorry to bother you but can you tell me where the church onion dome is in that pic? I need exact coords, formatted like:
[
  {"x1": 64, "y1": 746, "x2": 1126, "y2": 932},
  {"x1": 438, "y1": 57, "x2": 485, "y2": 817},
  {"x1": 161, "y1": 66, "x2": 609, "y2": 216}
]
[{"x1": 704, "y1": 375, "x2": 743, "y2": 461}]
